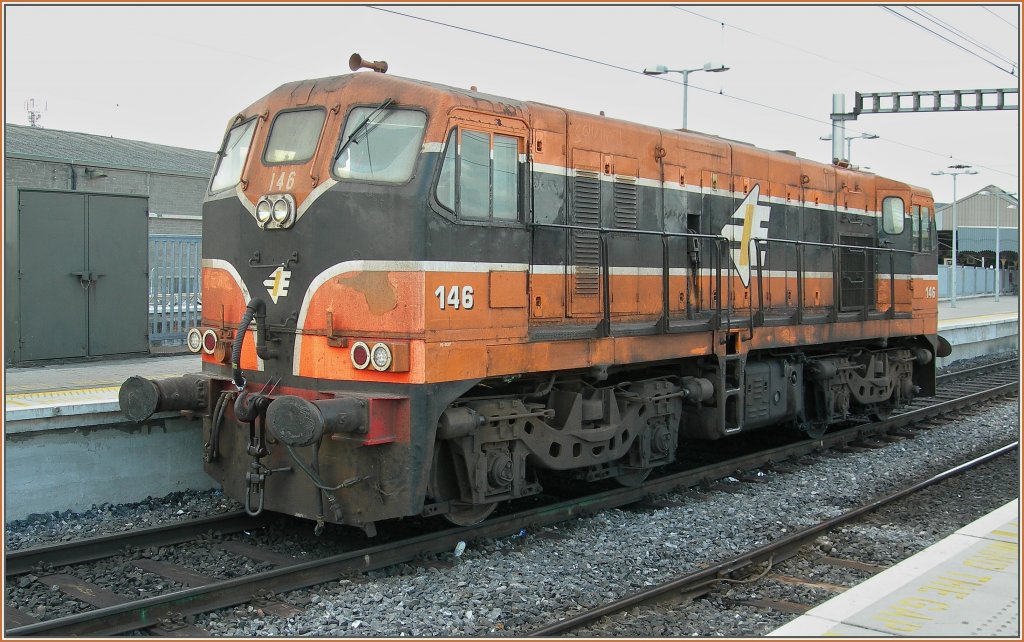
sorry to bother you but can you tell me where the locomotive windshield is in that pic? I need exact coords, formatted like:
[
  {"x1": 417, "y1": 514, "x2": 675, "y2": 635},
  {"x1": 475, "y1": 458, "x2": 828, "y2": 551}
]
[
  {"x1": 264, "y1": 108, "x2": 326, "y2": 164},
  {"x1": 334, "y1": 106, "x2": 426, "y2": 183},
  {"x1": 210, "y1": 118, "x2": 257, "y2": 193}
]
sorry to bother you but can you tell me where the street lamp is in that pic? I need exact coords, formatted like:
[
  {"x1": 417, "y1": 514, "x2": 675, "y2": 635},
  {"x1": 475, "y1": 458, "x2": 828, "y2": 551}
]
[
  {"x1": 996, "y1": 201, "x2": 1018, "y2": 301},
  {"x1": 819, "y1": 132, "x2": 879, "y2": 165},
  {"x1": 931, "y1": 165, "x2": 978, "y2": 308},
  {"x1": 642, "y1": 61, "x2": 729, "y2": 130},
  {"x1": 979, "y1": 190, "x2": 998, "y2": 301},
  {"x1": 980, "y1": 190, "x2": 1020, "y2": 302}
]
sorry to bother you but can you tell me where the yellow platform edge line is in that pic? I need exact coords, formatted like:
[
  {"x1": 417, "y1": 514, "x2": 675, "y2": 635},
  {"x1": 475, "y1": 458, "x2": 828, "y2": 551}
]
[{"x1": 6, "y1": 386, "x2": 121, "y2": 401}]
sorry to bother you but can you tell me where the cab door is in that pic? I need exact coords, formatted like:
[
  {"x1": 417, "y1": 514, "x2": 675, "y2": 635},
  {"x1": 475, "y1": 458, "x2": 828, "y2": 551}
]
[
  {"x1": 429, "y1": 109, "x2": 531, "y2": 333},
  {"x1": 909, "y1": 193, "x2": 936, "y2": 312},
  {"x1": 873, "y1": 189, "x2": 912, "y2": 314}
]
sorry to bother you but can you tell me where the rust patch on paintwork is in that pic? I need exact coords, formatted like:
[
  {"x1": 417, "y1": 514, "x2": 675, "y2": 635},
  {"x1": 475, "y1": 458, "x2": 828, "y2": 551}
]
[{"x1": 338, "y1": 272, "x2": 398, "y2": 315}]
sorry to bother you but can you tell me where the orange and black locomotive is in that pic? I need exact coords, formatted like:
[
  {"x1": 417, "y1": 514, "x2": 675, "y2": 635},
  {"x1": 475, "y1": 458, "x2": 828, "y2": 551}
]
[{"x1": 120, "y1": 56, "x2": 946, "y2": 535}]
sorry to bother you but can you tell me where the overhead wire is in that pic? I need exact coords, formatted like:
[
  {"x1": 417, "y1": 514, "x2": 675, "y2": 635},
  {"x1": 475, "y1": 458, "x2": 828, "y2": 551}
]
[
  {"x1": 983, "y1": 6, "x2": 1018, "y2": 30},
  {"x1": 906, "y1": 6, "x2": 1018, "y2": 71},
  {"x1": 368, "y1": 5, "x2": 1017, "y2": 179},
  {"x1": 881, "y1": 6, "x2": 1018, "y2": 77},
  {"x1": 671, "y1": 6, "x2": 907, "y2": 86}
]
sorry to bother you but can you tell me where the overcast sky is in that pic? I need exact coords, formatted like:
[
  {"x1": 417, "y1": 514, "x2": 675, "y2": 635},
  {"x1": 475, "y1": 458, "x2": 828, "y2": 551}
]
[{"x1": 4, "y1": 4, "x2": 1020, "y2": 203}]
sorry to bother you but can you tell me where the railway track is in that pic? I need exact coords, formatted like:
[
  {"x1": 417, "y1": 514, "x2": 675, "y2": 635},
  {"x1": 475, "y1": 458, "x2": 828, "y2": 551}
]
[
  {"x1": 527, "y1": 441, "x2": 1019, "y2": 637},
  {"x1": 5, "y1": 359, "x2": 1017, "y2": 637}
]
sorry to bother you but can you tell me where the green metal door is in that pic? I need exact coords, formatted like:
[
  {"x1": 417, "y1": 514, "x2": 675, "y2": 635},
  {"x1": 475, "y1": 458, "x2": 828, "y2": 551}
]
[
  {"x1": 88, "y1": 195, "x2": 149, "y2": 355},
  {"x1": 18, "y1": 191, "x2": 89, "y2": 360},
  {"x1": 17, "y1": 191, "x2": 149, "y2": 361}
]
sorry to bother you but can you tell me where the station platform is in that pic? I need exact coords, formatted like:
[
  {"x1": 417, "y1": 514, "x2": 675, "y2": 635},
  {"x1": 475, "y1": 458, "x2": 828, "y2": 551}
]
[
  {"x1": 938, "y1": 294, "x2": 1019, "y2": 325},
  {"x1": 935, "y1": 295, "x2": 1019, "y2": 367},
  {"x1": 4, "y1": 353, "x2": 200, "y2": 431},
  {"x1": 770, "y1": 499, "x2": 1019, "y2": 637}
]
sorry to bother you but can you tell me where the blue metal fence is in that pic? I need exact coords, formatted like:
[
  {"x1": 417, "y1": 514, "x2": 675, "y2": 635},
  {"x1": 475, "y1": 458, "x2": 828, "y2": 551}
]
[{"x1": 149, "y1": 235, "x2": 202, "y2": 344}]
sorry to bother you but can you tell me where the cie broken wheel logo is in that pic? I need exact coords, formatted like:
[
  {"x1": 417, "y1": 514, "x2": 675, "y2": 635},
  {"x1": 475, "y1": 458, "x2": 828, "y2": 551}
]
[
  {"x1": 720, "y1": 184, "x2": 771, "y2": 288},
  {"x1": 264, "y1": 266, "x2": 292, "y2": 304}
]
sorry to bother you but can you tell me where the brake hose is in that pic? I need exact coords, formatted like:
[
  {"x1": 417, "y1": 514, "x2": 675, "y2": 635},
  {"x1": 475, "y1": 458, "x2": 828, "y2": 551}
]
[{"x1": 231, "y1": 297, "x2": 271, "y2": 389}]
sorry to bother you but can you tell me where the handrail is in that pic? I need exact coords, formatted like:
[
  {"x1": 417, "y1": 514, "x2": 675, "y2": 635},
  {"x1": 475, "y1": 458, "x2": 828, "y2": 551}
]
[
  {"x1": 748, "y1": 237, "x2": 915, "y2": 323},
  {"x1": 531, "y1": 222, "x2": 729, "y2": 335},
  {"x1": 530, "y1": 221, "x2": 921, "y2": 338}
]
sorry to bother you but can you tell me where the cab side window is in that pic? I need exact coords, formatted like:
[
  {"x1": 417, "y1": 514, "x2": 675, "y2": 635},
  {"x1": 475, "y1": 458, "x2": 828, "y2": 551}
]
[
  {"x1": 461, "y1": 130, "x2": 491, "y2": 219},
  {"x1": 881, "y1": 196, "x2": 905, "y2": 235},
  {"x1": 210, "y1": 118, "x2": 257, "y2": 193},
  {"x1": 912, "y1": 205, "x2": 922, "y2": 251},
  {"x1": 921, "y1": 206, "x2": 934, "y2": 251},
  {"x1": 435, "y1": 127, "x2": 521, "y2": 222}
]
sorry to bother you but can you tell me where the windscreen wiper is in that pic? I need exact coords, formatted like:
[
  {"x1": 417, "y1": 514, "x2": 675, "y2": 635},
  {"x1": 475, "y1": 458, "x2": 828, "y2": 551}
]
[{"x1": 336, "y1": 98, "x2": 394, "y2": 158}]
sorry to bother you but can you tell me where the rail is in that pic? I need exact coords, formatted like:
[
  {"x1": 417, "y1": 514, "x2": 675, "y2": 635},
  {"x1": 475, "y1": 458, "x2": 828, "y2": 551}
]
[{"x1": 528, "y1": 440, "x2": 1019, "y2": 637}]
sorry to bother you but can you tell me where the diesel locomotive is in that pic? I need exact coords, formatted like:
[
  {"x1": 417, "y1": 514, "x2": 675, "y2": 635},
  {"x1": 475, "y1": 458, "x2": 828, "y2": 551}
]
[{"x1": 120, "y1": 56, "x2": 948, "y2": 535}]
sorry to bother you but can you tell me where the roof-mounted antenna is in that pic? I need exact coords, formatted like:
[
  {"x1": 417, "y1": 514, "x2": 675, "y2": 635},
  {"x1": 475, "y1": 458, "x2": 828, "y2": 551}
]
[
  {"x1": 25, "y1": 98, "x2": 47, "y2": 128},
  {"x1": 349, "y1": 53, "x2": 388, "y2": 74}
]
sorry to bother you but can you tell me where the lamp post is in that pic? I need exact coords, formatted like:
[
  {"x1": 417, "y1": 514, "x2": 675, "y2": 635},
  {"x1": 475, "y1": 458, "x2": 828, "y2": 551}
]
[
  {"x1": 819, "y1": 132, "x2": 878, "y2": 165},
  {"x1": 979, "y1": 190, "x2": 1004, "y2": 302},
  {"x1": 642, "y1": 61, "x2": 730, "y2": 130},
  {"x1": 931, "y1": 165, "x2": 978, "y2": 308}
]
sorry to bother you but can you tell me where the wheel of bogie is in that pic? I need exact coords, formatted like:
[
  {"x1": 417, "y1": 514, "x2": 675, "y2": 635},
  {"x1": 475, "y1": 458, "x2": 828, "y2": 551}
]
[
  {"x1": 444, "y1": 501, "x2": 497, "y2": 526},
  {"x1": 867, "y1": 403, "x2": 893, "y2": 422},
  {"x1": 615, "y1": 467, "x2": 652, "y2": 488},
  {"x1": 428, "y1": 440, "x2": 498, "y2": 526},
  {"x1": 800, "y1": 421, "x2": 828, "y2": 439}
]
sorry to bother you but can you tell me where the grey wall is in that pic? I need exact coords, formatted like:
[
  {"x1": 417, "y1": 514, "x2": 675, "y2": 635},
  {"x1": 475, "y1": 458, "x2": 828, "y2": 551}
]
[
  {"x1": 4, "y1": 157, "x2": 207, "y2": 220},
  {"x1": 4, "y1": 417, "x2": 216, "y2": 521}
]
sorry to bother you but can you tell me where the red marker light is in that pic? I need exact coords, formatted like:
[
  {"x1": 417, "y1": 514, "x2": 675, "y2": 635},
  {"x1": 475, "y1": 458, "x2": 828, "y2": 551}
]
[
  {"x1": 351, "y1": 341, "x2": 370, "y2": 370},
  {"x1": 202, "y1": 329, "x2": 218, "y2": 355}
]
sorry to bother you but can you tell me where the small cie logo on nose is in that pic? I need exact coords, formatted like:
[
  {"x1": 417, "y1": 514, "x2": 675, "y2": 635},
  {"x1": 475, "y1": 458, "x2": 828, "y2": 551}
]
[{"x1": 264, "y1": 267, "x2": 291, "y2": 304}]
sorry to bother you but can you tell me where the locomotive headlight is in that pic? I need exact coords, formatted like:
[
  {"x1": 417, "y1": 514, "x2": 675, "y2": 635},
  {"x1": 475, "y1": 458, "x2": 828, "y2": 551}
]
[
  {"x1": 256, "y1": 199, "x2": 273, "y2": 225},
  {"x1": 351, "y1": 341, "x2": 371, "y2": 370},
  {"x1": 255, "y1": 194, "x2": 295, "y2": 229},
  {"x1": 272, "y1": 197, "x2": 290, "y2": 223},
  {"x1": 186, "y1": 328, "x2": 203, "y2": 353},
  {"x1": 371, "y1": 343, "x2": 393, "y2": 371}
]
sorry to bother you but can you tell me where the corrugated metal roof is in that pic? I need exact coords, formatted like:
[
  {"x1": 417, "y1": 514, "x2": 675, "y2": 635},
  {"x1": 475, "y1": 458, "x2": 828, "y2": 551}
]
[
  {"x1": 935, "y1": 185, "x2": 1019, "y2": 230},
  {"x1": 4, "y1": 123, "x2": 216, "y2": 177}
]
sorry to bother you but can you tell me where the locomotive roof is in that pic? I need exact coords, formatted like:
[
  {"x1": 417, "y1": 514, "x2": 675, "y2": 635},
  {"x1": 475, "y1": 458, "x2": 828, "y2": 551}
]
[{"x1": 310, "y1": 74, "x2": 900, "y2": 180}]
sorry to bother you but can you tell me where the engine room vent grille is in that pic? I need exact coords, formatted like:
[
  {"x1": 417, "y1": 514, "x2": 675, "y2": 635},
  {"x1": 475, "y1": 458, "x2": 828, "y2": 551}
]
[
  {"x1": 839, "y1": 234, "x2": 876, "y2": 311},
  {"x1": 572, "y1": 169, "x2": 601, "y2": 296},
  {"x1": 613, "y1": 176, "x2": 638, "y2": 230}
]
